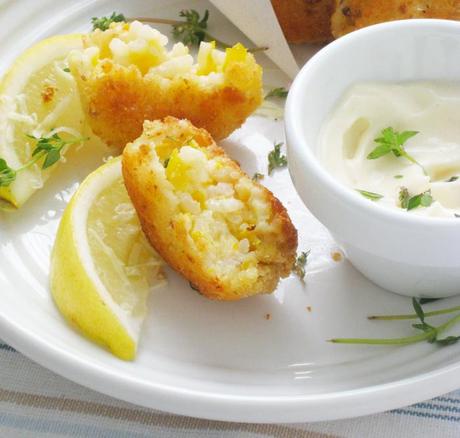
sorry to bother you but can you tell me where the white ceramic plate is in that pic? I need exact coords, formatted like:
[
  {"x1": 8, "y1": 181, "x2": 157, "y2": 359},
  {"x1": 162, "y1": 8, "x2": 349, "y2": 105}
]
[{"x1": 2, "y1": 0, "x2": 460, "y2": 424}]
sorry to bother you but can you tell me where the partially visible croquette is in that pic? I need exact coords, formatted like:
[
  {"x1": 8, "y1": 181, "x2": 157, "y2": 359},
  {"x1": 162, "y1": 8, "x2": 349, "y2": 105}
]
[
  {"x1": 69, "y1": 21, "x2": 263, "y2": 149},
  {"x1": 331, "y1": 0, "x2": 460, "y2": 38},
  {"x1": 122, "y1": 117, "x2": 298, "y2": 301},
  {"x1": 271, "y1": 0, "x2": 335, "y2": 43}
]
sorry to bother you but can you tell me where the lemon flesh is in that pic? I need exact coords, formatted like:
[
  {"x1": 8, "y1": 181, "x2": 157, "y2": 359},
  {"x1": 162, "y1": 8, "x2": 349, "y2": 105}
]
[
  {"x1": 50, "y1": 157, "x2": 165, "y2": 360},
  {"x1": 0, "y1": 34, "x2": 87, "y2": 207}
]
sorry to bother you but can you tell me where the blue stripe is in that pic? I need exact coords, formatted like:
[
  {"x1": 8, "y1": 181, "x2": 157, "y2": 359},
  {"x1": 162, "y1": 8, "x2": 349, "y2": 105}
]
[
  {"x1": 0, "y1": 411, "x2": 150, "y2": 438},
  {"x1": 413, "y1": 402, "x2": 460, "y2": 414},
  {"x1": 435, "y1": 396, "x2": 460, "y2": 404},
  {"x1": 392, "y1": 408, "x2": 460, "y2": 423},
  {"x1": 0, "y1": 344, "x2": 15, "y2": 353}
]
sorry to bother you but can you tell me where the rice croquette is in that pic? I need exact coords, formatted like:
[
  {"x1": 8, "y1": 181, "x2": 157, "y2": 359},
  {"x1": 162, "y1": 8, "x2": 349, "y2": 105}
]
[
  {"x1": 70, "y1": 21, "x2": 263, "y2": 149},
  {"x1": 122, "y1": 117, "x2": 298, "y2": 300}
]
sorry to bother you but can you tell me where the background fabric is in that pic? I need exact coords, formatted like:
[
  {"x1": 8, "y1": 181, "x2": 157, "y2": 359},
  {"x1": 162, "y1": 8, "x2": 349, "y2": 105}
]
[{"x1": 0, "y1": 340, "x2": 459, "y2": 437}]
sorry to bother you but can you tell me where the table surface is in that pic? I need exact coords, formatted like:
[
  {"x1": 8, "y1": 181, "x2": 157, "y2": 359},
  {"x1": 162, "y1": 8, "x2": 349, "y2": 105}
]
[{"x1": 0, "y1": 339, "x2": 459, "y2": 438}]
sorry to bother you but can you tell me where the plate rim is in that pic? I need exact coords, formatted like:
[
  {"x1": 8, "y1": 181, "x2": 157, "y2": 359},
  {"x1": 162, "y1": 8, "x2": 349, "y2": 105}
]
[{"x1": 2, "y1": 308, "x2": 460, "y2": 423}]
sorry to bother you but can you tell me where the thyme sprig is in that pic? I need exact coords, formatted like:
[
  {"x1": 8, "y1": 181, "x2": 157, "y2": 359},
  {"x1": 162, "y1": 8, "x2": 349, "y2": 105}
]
[
  {"x1": 94, "y1": 10, "x2": 268, "y2": 53},
  {"x1": 367, "y1": 127, "x2": 419, "y2": 165},
  {"x1": 330, "y1": 298, "x2": 460, "y2": 347},
  {"x1": 0, "y1": 133, "x2": 87, "y2": 187}
]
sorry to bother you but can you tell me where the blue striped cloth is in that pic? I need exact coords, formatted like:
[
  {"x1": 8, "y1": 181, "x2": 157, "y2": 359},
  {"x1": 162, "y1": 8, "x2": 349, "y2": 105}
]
[{"x1": 1, "y1": 339, "x2": 459, "y2": 437}]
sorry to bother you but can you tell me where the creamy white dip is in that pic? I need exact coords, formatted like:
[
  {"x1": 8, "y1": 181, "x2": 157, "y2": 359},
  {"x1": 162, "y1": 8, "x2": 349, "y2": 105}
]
[{"x1": 318, "y1": 82, "x2": 460, "y2": 218}]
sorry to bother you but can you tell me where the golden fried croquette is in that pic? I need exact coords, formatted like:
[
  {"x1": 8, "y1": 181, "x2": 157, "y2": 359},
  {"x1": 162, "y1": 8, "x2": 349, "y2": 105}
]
[
  {"x1": 122, "y1": 117, "x2": 297, "y2": 301},
  {"x1": 331, "y1": 0, "x2": 460, "y2": 38},
  {"x1": 69, "y1": 21, "x2": 262, "y2": 149},
  {"x1": 271, "y1": 0, "x2": 335, "y2": 43}
]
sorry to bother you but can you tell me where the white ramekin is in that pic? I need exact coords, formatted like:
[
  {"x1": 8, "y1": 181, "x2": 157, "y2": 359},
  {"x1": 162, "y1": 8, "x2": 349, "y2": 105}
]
[{"x1": 285, "y1": 19, "x2": 460, "y2": 298}]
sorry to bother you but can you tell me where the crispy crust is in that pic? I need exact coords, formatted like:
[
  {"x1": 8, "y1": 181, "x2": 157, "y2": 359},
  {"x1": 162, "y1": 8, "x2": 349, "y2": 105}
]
[
  {"x1": 271, "y1": 0, "x2": 335, "y2": 43},
  {"x1": 331, "y1": 0, "x2": 460, "y2": 38},
  {"x1": 122, "y1": 117, "x2": 298, "y2": 300},
  {"x1": 73, "y1": 54, "x2": 262, "y2": 150}
]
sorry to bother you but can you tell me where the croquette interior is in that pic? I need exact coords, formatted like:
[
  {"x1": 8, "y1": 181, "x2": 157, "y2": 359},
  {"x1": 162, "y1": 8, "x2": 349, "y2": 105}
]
[
  {"x1": 122, "y1": 118, "x2": 297, "y2": 299},
  {"x1": 75, "y1": 20, "x2": 250, "y2": 85}
]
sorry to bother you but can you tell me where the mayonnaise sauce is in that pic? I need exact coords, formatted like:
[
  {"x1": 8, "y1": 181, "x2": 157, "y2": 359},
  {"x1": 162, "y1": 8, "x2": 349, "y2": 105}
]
[{"x1": 318, "y1": 82, "x2": 460, "y2": 218}]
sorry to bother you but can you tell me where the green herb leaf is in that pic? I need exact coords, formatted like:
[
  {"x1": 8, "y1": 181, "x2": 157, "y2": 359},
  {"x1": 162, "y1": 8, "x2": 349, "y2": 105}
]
[
  {"x1": 412, "y1": 298, "x2": 425, "y2": 323},
  {"x1": 421, "y1": 191, "x2": 433, "y2": 206},
  {"x1": 356, "y1": 189, "x2": 383, "y2": 201},
  {"x1": 367, "y1": 127, "x2": 419, "y2": 164},
  {"x1": 265, "y1": 87, "x2": 288, "y2": 99},
  {"x1": 407, "y1": 190, "x2": 433, "y2": 210},
  {"x1": 63, "y1": 67, "x2": 71, "y2": 73},
  {"x1": 91, "y1": 12, "x2": 126, "y2": 31},
  {"x1": 367, "y1": 142, "x2": 392, "y2": 160},
  {"x1": 397, "y1": 130, "x2": 419, "y2": 145},
  {"x1": 172, "y1": 9, "x2": 209, "y2": 47},
  {"x1": 411, "y1": 322, "x2": 437, "y2": 342},
  {"x1": 436, "y1": 336, "x2": 460, "y2": 346},
  {"x1": 163, "y1": 158, "x2": 170, "y2": 168},
  {"x1": 252, "y1": 172, "x2": 264, "y2": 181},
  {"x1": 412, "y1": 323, "x2": 431, "y2": 332},
  {"x1": 0, "y1": 158, "x2": 17, "y2": 187},
  {"x1": 419, "y1": 298, "x2": 440, "y2": 305},
  {"x1": 394, "y1": 175, "x2": 404, "y2": 179},
  {"x1": 268, "y1": 142, "x2": 287, "y2": 175},
  {"x1": 293, "y1": 251, "x2": 310, "y2": 280},
  {"x1": 447, "y1": 176, "x2": 459, "y2": 182},
  {"x1": 30, "y1": 133, "x2": 67, "y2": 169},
  {"x1": 42, "y1": 149, "x2": 61, "y2": 169}
]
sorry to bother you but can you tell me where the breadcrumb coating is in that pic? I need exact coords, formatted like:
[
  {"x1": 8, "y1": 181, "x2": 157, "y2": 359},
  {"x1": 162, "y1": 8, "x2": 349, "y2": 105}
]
[
  {"x1": 271, "y1": 0, "x2": 335, "y2": 43},
  {"x1": 122, "y1": 117, "x2": 297, "y2": 300},
  {"x1": 332, "y1": 0, "x2": 460, "y2": 37},
  {"x1": 69, "y1": 21, "x2": 263, "y2": 149}
]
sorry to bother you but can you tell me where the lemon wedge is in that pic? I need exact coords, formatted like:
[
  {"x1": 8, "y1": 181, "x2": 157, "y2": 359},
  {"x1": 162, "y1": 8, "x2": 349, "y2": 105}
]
[
  {"x1": 50, "y1": 157, "x2": 166, "y2": 360},
  {"x1": 0, "y1": 34, "x2": 88, "y2": 207}
]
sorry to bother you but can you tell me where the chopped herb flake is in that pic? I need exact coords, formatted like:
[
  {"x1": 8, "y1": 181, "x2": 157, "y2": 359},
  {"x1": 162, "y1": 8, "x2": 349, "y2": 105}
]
[
  {"x1": 293, "y1": 251, "x2": 310, "y2": 280},
  {"x1": 91, "y1": 12, "x2": 126, "y2": 31},
  {"x1": 252, "y1": 172, "x2": 264, "y2": 181},
  {"x1": 268, "y1": 142, "x2": 287, "y2": 175},
  {"x1": 265, "y1": 87, "x2": 288, "y2": 99},
  {"x1": 356, "y1": 189, "x2": 383, "y2": 201},
  {"x1": 399, "y1": 187, "x2": 432, "y2": 211}
]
